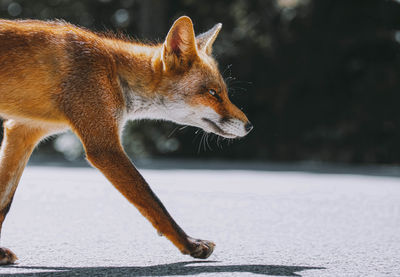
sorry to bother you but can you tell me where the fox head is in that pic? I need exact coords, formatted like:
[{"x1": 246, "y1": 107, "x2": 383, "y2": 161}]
[{"x1": 123, "y1": 16, "x2": 252, "y2": 138}]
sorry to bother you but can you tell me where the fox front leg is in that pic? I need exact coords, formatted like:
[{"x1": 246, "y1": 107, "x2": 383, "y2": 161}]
[{"x1": 69, "y1": 114, "x2": 215, "y2": 258}]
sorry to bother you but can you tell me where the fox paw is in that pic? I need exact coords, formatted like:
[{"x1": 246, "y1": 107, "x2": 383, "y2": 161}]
[
  {"x1": 187, "y1": 237, "x2": 215, "y2": 259},
  {"x1": 0, "y1": 247, "x2": 18, "y2": 265}
]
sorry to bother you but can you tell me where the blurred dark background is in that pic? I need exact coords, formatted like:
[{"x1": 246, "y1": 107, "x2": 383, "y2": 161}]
[{"x1": 1, "y1": 0, "x2": 400, "y2": 164}]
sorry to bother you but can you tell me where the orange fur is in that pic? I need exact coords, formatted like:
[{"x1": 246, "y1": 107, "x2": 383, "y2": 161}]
[{"x1": 0, "y1": 16, "x2": 251, "y2": 264}]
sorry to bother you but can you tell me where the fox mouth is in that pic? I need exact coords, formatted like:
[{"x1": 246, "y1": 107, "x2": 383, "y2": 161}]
[{"x1": 201, "y1": 118, "x2": 237, "y2": 138}]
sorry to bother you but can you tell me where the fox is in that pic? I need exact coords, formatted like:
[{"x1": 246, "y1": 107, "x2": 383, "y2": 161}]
[{"x1": 0, "y1": 16, "x2": 252, "y2": 264}]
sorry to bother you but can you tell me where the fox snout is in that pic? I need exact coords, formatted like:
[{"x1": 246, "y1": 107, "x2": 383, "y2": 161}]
[
  {"x1": 218, "y1": 117, "x2": 253, "y2": 138},
  {"x1": 220, "y1": 118, "x2": 253, "y2": 138},
  {"x1": 218, "y1": 102, "x2": 253, "y2": 138},
  {"x1": 199, "y1": 104, "x2": 253, "y2": 139}
]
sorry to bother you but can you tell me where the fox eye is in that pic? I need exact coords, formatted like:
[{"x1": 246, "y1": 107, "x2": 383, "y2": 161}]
[
  {"x1": 208, "y1": 89, "x2": 222, "y2": 102},
  {"x1": 206, "y1": 89, "x2": 222, "y2": 102},
  {"x1": 208, "y1": 89, "x2": 217, "y2": 96}
]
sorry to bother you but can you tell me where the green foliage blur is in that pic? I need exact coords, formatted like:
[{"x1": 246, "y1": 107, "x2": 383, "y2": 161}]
[{"x1": 1, "y1": 0, "x2": 400, "y2": 164}]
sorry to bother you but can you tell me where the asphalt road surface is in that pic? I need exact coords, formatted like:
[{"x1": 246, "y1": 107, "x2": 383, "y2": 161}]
[{"x1": 0, "y1": 165, "x2": 399, "y2": 276}]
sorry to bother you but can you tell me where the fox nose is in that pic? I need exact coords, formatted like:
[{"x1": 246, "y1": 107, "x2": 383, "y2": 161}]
[{"x1": 244, "y1": 121, "x2": 253, "y2": 133}]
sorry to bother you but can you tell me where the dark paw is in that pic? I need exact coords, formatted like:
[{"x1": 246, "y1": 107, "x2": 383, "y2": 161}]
[
  {"x1": 187, "y1": 238, "x2": 215, "y2": 259},
  {"x1": 0, "y1": 247, "x2": 17, "y2": 265}
]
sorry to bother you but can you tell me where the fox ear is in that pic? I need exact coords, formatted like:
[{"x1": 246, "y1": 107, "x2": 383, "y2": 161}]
[
  {"x1": 162, "y1": 16, "x2": 197, "y2": 71},
  {"x1": 196, "y1": 23, "x2": 222, "y2": 55}
]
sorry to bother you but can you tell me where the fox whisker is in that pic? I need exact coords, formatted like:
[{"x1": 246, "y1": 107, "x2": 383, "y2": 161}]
[
  {"x1": 205, "y1": 133, "x2": 212, "y2": 151},
  {"x1": 197, "y1": 131, "x2": 206, "y2": 153},
  {"x1": 222, "y1": 64, "x2": 233, "y2": 77},
  {"x1": 167, "y1": 126, "x2": 180, "y2": 138}
]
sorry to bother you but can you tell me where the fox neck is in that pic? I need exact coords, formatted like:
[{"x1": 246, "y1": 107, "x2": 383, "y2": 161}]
[{"x1": 107, "y1": 39, "x2": 169, "y2": 121}]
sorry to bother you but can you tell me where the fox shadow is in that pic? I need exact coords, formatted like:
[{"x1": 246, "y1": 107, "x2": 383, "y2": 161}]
[{"x1": 3, "y1": 261, "x2": 324, "y2": 276}]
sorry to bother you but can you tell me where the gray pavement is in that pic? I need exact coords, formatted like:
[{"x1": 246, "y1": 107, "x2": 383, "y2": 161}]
[{"x1": 0, "y1": 165, "x2": 399, "y2": 276}]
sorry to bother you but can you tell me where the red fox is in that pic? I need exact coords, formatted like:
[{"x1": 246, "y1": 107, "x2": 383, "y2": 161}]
[{"x1": 0, "y1": 16, "x2": 252, "y2": 264}]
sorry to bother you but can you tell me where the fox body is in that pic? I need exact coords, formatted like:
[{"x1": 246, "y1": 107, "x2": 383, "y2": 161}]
[{"x1": 0, "y1": 16, "x2": 252, "y2": 264}]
